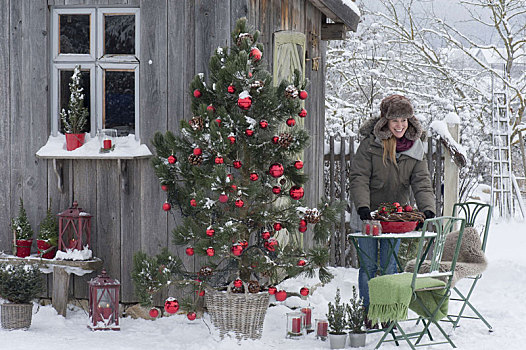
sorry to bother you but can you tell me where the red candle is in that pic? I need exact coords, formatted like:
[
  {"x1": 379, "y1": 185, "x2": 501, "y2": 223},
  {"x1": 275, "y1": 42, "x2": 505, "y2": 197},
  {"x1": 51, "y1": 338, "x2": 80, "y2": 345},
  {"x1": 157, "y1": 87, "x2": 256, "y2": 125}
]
[
  {"x1": 292, "y1": 317, "x2": 301, "y2": 333},
  {"x1": 365, "y1": 224, "x2": 370, "y2": 235},
  {"x1": 301, "y1": 307, "x2": 312, "y2": 328},
  {"x1": 317, "y1": 320, "x2": 328, "y2": 337},
  {"x1": 373, "y1": 225, "x2": 380, "y2": 236},
  {"x1": 99, "y1": 306, "x2": 113, "y2": 320},
  {"x1": 103, "y1": 139, "x2": 112, "y2": 149}
]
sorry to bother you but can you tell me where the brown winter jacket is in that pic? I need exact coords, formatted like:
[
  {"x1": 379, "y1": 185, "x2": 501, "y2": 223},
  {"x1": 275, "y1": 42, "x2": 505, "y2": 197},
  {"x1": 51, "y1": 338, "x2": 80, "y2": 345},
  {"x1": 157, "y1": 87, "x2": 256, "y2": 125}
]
[{"x1": 349, "y1": 118, "x2": 436, "y2": 214}]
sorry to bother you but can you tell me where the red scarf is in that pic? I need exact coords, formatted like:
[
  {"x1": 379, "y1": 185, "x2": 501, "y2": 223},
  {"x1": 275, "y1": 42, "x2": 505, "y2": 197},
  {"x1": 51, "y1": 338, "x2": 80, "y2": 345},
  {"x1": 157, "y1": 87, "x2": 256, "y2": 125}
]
[{"x1": 396, "y1": 137, "x2": 414, "y2": 152}]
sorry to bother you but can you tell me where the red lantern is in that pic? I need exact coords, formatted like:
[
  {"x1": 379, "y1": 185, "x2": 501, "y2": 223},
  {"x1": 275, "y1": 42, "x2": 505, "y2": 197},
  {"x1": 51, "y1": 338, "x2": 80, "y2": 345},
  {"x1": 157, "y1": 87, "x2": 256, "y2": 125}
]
[
  {"x1": 228, "y1": 85, "x2": 235, "y2": 93},
  {"x1": 193, "y1": 89, "x2": 201, "y2": 98},
  {"x1": 286, "y1": 118, "x2": 296, "y2": 127},
  {"x1": 233, "y1": 160, "x2": 242, "y2": 169},
  {"x1": 215, "y1": 156, "x2": 224, "y2": 164},
  {"x1": 294, "y1": 160, "x2": 304, "y2": 169},
  {"x1": 164, "y1": 297, "x2": 179, "y2": 314},
  {"x1": 261, "y1": 231, "x2": 271, "y2": 240},
  {"x1": 269, "y1": 163, "x2": 284, "y2": 178},
  {"x1": 250, "y1": 172, "x2": 259, "y2": 181},
  {"x1": 268, "y1": 286, "x2": 277, "y2": 295},
  {"x1": 299, "y1": 90, "x2": 308, "y2": 100},
  {"x1": 249, "y1": 47, "x2": 262, "y2": 61},
  {"x1": 245, "y1": 129, "x2": 254, "y2": 136},
  {"x1": 162, "y1": 202, "x2": 171, "y2": 211},
  {"x1": 206, "y1": 227, "x2": 215, "y2": 237},
  {"x1": 300, "y1": 287, "x2": 309, "y2": 296},
  {"x1": 272, "y1": 186, "x2": 281, "y2": 194},
  {"x1": 167, "y1": 155, "x2": 176, "y2": 164},
  {"x1": 186, "y1": 247, "x2": 194, "y2": 256},
  {"x1": 289, "y1": 186, "x2": 304, "y2": 200},
  {"x1": 237, "y1": 97, "x2": 252, "y2": 110},
  {"x1": 298, "y1": 108, "x2": 307, "y2": 118},
  {"x1": 58, "y1": 201, "x2": 91, "y2": 252},
  {"x1": 219, "y1": 193, "x2": 229, "y2": 203},
  {"x1": 259, "y1": 120, "x2": 268, "y2": 129},
  {"x1": 88, "y1": 269, "x2": 120, "y2": 330},
  {"x1": 275, "y1": 290, "x2": 287, "y2": 302}
]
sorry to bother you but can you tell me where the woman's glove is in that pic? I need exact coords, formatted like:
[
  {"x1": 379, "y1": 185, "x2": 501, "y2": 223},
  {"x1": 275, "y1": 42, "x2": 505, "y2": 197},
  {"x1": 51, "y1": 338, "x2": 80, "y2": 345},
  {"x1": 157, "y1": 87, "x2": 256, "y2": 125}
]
[
  {"x1": 423, "y1": 210, "x2": 435, "y2": 219},
  {"x1": 357, "y1": 207, "x2": 373, "y2": 221}
]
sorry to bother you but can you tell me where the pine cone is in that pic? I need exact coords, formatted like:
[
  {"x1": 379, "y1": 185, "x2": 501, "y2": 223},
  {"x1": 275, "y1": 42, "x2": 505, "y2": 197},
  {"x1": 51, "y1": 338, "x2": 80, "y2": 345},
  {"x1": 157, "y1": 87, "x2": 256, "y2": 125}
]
[
  {"x1": 284, "y1": 85, "x2": 298, "y2": 98},
  {"x1": 188, "y1": 154, "x2": 203, "y2": 165},
  {"x1": 278, "y1": 133, "x2": 293, "y2": 148},
  {"x1": 250, "y1": 80, "x2": 264, "y2": 89},
  {"x1": 248, "y1": 280, "x2": 260, "y2": 293},
  {"x1": 236, "y1": 33, "x2": 254, "y2": 46},
  {"x1": 189, "y1": 116, "x2": 204, "y2": 131},
  {"x1": 304, "y1": 209, "x2": 321, "y2": 224},
  {"x1": 198, "y1": 266, "x2": 213, "y2": 277}
]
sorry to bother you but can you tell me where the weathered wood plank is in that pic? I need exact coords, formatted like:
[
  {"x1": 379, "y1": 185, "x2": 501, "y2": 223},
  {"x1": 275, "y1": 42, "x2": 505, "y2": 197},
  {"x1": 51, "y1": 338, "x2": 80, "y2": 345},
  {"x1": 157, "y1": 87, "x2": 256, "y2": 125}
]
[{"x1": 230, "y1": 0, "x2": 249, "y2": 30}]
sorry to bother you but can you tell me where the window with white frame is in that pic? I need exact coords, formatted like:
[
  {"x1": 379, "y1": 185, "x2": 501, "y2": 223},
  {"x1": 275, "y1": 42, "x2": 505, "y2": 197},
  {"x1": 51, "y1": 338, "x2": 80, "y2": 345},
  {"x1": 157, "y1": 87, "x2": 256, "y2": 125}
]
[{"x1": 51, "y1": 7, "x2": 140, "y2": 139}]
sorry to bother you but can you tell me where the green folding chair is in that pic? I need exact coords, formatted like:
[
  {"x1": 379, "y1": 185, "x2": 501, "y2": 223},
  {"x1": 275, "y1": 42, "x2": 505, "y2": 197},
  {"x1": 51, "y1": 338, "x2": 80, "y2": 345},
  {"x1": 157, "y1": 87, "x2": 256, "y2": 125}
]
[
  {"x1": 446, "y1": 202, "x2": 493, "y2": 331},
  {"x1": 371, "y1": 216, "x2": 466, "y2": 349}
]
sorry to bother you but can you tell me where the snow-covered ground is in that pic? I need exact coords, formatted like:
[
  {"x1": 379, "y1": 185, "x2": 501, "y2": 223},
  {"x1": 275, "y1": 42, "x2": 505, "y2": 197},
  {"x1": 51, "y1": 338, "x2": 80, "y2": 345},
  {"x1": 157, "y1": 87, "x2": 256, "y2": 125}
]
[{"x1": 1, "y1": 219, "x2": 524, "y2": 349}]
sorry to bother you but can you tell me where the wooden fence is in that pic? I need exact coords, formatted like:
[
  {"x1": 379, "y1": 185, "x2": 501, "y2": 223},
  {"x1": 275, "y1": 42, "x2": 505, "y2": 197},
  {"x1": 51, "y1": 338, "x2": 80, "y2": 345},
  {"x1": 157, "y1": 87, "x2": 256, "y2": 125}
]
[{"x1": 324, "y1": 134, "x2": 444, "y2": 267}]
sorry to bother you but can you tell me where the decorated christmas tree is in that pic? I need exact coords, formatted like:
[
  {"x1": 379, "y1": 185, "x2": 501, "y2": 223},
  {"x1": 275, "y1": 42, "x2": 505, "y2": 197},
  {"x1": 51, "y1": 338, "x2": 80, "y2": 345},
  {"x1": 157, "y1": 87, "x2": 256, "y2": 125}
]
[{"x1": 136, "y1": 18, "x2": 338, "y2": 307}]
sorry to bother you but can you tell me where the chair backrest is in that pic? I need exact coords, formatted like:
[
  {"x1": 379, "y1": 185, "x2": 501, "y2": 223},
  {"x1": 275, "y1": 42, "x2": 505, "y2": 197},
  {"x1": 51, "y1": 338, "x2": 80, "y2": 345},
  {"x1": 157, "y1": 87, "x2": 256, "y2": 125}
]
[
  {"x1": 452, "y1": 202, "x2": 492, "y2": 252},
  {"x1": 412, "y1": 216, "x2": 466, "y2": 289}
]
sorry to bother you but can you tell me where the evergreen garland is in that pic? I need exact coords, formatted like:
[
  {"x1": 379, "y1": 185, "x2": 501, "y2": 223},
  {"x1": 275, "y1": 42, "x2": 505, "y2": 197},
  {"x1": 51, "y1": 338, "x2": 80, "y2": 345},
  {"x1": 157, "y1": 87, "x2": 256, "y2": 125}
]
[
  {"x1": 60, "y1": 65, "x2": 88, "y2": 134},
  {"x1": 11, "y1": 198, "x2": 33, "y2": 240}
]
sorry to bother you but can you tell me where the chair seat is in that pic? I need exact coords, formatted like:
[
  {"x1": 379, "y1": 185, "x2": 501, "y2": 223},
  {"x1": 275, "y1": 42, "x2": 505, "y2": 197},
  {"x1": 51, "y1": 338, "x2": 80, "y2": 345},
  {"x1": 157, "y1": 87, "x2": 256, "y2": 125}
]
[{"x1": 406, "y1": 259, "x2": 487, "y2": 287}]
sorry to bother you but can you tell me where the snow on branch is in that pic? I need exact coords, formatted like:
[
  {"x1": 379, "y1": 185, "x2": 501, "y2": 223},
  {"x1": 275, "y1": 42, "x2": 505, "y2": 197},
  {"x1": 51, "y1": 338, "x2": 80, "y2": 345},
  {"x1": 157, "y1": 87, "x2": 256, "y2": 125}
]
[{"x1": 430, "y1": 118, "x2": 467, "y2": 168}]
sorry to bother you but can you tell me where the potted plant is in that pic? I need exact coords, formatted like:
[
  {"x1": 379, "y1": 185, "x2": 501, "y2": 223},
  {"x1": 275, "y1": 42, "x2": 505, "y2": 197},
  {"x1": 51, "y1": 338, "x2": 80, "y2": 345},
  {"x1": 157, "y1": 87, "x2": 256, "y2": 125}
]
[
  {"x1": 326, "y1": 288, "x2": 348, "y2": 349},
  {"x1": 0, "y1": 263, "x2": 43, "y2": 330},
  {"x1": 12, "y1": 198, "x2": 33, "y2": 257},
  {"x1": 347, "y1": 285, "x2": 367, "y2": 347},
  {"x1": 37, "y1": 200, "x2": 58, "y2": 259},
  {"x1": 60, "y1": 64, "x2": 88, "y2": 151}
]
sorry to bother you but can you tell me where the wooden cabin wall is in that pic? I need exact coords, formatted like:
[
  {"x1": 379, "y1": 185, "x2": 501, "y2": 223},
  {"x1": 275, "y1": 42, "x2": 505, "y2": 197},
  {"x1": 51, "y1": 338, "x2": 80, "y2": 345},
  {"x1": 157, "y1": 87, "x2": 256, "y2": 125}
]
[{"x1": 0, "y1": 0, "x2": 328, "y2": 303}]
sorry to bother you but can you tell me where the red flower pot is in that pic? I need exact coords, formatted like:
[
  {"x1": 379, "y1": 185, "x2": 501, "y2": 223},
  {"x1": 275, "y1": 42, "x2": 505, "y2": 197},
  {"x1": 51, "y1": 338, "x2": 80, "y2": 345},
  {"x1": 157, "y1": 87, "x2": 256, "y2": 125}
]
[
  {"x1": 65, "y1": 133, "x2": 85, "y2": 151},
  {"x1": 37, "y1": 239, "x2": 57, "y2": 259},
  {"x1": 15, "y1": 239, "x2": 33, "y2": 257}
]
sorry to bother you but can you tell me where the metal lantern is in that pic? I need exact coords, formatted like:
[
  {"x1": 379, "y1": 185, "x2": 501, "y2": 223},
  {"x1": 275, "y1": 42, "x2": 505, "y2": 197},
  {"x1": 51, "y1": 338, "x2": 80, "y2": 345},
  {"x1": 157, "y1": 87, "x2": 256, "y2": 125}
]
[
  {"x1": 88, "y1": 269, "x2": 120, "y2": 330},
  {"x1": 58, "y1": 201, "x2": 92, "y2": 251}
]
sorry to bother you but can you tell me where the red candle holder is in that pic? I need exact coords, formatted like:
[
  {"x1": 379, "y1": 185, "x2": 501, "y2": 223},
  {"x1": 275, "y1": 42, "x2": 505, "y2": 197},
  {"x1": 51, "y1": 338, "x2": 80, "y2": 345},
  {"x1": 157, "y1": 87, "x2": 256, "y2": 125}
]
[
  {"x1": 98, "y1": 128, "x2": 117, "y2": 153},
  {"x1": 315, "y1": 318, "x2": 328, "y2": 340},
  {"x1": 286, "y1": 311, "x2": 303, "y2": 338},
  {"x1": 301, "y1": 307, "x2": 313, "y2": 331}
]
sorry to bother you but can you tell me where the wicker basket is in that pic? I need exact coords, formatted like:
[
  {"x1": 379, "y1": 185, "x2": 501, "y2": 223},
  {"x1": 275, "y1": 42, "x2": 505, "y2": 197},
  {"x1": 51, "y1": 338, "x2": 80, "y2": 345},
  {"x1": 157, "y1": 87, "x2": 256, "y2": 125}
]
[
  {"x1": 205, "y1": 282, "x2": 269, "y2": 340},
  {"x1": 1, "y1": 303, "x2": 33, "y2": 330}
]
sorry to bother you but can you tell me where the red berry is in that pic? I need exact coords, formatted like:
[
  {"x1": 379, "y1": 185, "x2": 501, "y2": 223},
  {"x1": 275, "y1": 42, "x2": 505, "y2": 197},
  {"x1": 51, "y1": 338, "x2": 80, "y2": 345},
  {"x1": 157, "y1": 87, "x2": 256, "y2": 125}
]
[{"x1": 216, "y1": 118, "x2": 222, "y2": 126}]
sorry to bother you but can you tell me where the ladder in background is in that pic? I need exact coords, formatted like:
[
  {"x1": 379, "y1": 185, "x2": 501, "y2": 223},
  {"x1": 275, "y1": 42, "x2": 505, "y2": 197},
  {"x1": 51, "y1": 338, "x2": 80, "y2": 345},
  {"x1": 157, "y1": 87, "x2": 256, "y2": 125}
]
[{"x1": 490, "y1": 87, "x2": 514, "y2": 218}]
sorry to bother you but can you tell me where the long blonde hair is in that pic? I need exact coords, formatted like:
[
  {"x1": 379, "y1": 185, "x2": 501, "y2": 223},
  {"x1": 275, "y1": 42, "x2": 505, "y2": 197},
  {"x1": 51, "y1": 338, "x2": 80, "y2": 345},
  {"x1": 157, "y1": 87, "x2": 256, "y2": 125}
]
[{"x1": 382, "y1": 137, "x2": 397, "y2": 166}]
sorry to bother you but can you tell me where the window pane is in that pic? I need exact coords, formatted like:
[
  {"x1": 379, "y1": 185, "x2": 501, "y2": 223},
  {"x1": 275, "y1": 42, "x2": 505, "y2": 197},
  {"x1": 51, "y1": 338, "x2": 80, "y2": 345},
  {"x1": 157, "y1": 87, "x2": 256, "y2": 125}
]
[
  {"x1": 60, "y1": 70, "x2": 91, "y2": 133},
  {"x1": 104, "y1": 14, "x2": 135, "y2": 55},
  {"x1": 104, "y1": 70, "x2": 135, "y2": 135},
  {"x1": 59, "y1": 14, "x2": 90, "y2": 54}
]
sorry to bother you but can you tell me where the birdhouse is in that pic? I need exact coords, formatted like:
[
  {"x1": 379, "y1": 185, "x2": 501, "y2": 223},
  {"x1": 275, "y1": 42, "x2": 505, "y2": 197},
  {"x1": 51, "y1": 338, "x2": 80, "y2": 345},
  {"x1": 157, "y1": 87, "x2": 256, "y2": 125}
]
[
  {"x1": 57, "y1": 201, "x2": 92, "y2": 251},
  {"x1": 88, "y1": 269, "x2": 120, "y2": 330}
]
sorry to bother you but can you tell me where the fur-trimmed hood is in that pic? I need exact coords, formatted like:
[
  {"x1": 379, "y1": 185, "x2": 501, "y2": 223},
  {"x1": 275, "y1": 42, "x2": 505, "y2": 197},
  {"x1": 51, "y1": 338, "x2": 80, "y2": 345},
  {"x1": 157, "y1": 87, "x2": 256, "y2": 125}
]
[{"x1": 359, "y1": 116, "x2": 425, "y2": 142}]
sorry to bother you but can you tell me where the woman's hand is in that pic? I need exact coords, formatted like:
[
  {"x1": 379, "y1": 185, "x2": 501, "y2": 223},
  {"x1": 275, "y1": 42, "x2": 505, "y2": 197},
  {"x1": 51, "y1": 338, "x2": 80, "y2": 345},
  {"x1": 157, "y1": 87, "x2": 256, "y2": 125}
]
[
  {"x1": 423, "y1": 210, "x2": 435, "y2": 219},
  {"x1": 357, "y1": 207, "x2": 373, "y2": 221}
]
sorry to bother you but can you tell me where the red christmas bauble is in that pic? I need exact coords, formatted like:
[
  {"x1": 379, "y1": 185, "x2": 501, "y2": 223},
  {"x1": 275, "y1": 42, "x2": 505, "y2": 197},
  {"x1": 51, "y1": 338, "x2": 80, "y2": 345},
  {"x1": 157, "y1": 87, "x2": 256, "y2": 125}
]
[
  {"x1": 299, "y1": 219, "x2": 307, "y2": 228},
  {"x1": 161, "y1": 184, "x2": 169, "y2": 191},
  {"x1": 272, "y1": 186, "x2": 281, "y2": 194},
  {"x1": 235, "y1": 199, "x2": 244, "y2": 208},
  {"x1": 269, "y1": 163, "x2": 284, "y2": 178},
  {"x1": 219, "y1": 193, "x2": 229, "y2": 203},
  {"x1": 185, "y1": 247, "x2": 194, "y2": 256},
  {"x1": 206, "y1": 228, "x2": 215, "y2": 237},
  {"x1": 190, "y1": 199, "x2": 197, "y2": 207},
  {"x1": 265, "y1": 238, "x2": 278, "y2": 252},
  {"x1": 248, "y1": 72, "x2": 253, "y2": 78},
  {"x1": 250, "y1": 172, "x2": 259, "y2": 181},
  {"x1": 240, "y1": 240, "x2": 248, "y2": 249},
  {"x1": 193, "y1": 148, "x2": 202, "y2": 156},
  {"x1": 164, "y1": 298, "x2": 179, "y2": 314},
  {"x1": 249, "y1": 47, "x2": 262, "y2": 61},
  {"x1": 245, "y1": 129, "x2": 254, "y2": 136},
  {"x1": 228, "y1": 136, "x2": 236, "y2": 144},
  {"x1": 273, "y1": 222, "x2": 282, "y2": 231},
  {"x1": 149, "y1": 307, "x2": 160, "y2": 318},
  {"x1": 207, "y1": 105, "x2": 215, "y2": 112},
  {"x1": 206, "y1": 247, "x2": 215, "y2": 256},
  {"x1": 404, "y1": 205, "x2": 413, "y2": 212},
  {"x1": 231, "y1": 244, "x2": 243, "y2": 256},
  {"x1": 228, "y1": 85, "x2": 235, "y2": 93},
  {"x1": 299, "y1": 90, "x2": 308, "y2": 100},
  {"x1": 294, "y1": 160, "x2": 304, "y2": 169},
  {"x1": 286, "y1": 118, "x2": 296, "y2": 127},
  {"x1": 261, "y1": 231, "x2": 271, "y2": 240},
  {"x1": 234, "y1": 279, "x2": 243, "y2": 288},
  {"x1": 233, "y1": 160, "x2": 242, "y2": 169},
  {"x1": 215, "y1": 156, "x2": 224, "y2": 164},
  {"x1": 259, "y1": 120, "x2": 268, "y2": 128},
  {"x1": 397, "y1": 207, "x2": 403, "y2": 213},
  {"x1": 162, "y1": 202, "x2": 171, "y2": 211},
  {"x1": 298, "y1": 108, "x2": 307, "y2": 118},
  {"x1": 168, "y1": 155, "x2": 177, "y2": 164},
  {"x1": 298, "y1": 226, "x2": 307, "y2": 233},
  {"x1": 289, "y1": 186, "x2": 304, "y2": 200},
  {"x1": 193, "y1": 89, "x2": 201, "y2": 98},
  {"x1": 272, "y1": 136, "x2": 279, "y2": 144},
  {"x1": 237, "y1": 97, "x2": 252, "y2": 110},
  {"x1": 300, "y1": 287, "x2": 309, "y2": 296},
  {"x1": 268, "y1": 286, "x2": 277, "y2": 295},
  {"x1": 275, "y1": 290, "x2": 287, "y2": 302},
  {"x1": 297, "y1": 259, "x2": 307, "y2": 266},
  {"x1": 230, "y1": 185, "x2": 237, "y2": 192},
  {"x1": 393, "y1": 202, "x2": 400, "y2": 207},
  {"x1": 187, "y1": 312, "x2": 196, "y2": 321}
]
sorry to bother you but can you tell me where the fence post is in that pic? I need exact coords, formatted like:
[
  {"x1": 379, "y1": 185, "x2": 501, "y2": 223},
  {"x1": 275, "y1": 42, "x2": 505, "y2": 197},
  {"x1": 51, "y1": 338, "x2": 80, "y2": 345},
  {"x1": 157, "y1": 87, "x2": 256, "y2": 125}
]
[
  {"x1": 339, "y1": 136, "x2": 347, "y2": 266},
  {"x1": 443, "y1": 124, "x2": 460, "y2": 216},
  {"x1": 329, "y1": 135, "x2": 336, "y2": 265}
]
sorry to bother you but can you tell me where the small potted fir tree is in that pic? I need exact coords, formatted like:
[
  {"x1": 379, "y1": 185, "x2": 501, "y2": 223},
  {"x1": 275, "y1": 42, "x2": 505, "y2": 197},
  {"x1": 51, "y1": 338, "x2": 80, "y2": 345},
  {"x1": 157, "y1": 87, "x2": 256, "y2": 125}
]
[
  {"x1": 12, "y1": 198, "x2": 33, "y2": 257},
  {"x1": 347, "y1": 285, "x2": 367, "y2": 347},
  {"x1": 0, "y1": 263, "x2": 43, "y2": 330},
  {"x1": 61, "y1": 65, "x2": 88, "y2": 151},
  {"x1": 37, "y1": 201, "x2": 58, "y2": 259},
  {"x1": 327, "y1": 288, "x2": 348, "y2": 349}
]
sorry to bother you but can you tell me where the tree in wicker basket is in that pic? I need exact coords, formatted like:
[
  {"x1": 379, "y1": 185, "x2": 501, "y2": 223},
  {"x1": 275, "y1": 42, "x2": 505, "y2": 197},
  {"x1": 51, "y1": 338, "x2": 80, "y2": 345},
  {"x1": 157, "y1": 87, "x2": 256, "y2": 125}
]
[{"x1": 0, "y1": 263, "x2": 43, "y2": 330}]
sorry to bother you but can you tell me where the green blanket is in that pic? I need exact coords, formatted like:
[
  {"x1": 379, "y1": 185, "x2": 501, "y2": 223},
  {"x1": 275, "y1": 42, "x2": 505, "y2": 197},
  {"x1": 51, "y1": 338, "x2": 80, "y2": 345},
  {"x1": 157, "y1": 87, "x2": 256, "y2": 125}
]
[{"x1": 368, "y1": 272, "x2": 449, "y2": 323}]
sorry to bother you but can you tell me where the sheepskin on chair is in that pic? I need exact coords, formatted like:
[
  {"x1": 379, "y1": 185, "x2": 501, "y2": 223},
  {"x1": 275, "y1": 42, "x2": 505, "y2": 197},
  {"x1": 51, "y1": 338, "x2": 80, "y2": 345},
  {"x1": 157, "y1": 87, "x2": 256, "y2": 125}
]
[{"x1": 404, "y1": 227, "x2": 487, "y2": 286}]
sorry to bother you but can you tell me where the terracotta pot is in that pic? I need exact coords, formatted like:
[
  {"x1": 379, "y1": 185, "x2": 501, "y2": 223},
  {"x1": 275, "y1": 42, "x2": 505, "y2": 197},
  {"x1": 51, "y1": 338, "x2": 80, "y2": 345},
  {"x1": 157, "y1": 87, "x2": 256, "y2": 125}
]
[
  {"x1": 37, "y1": 239, "x2": 57, "y2": 259},
  {"x1": 65, "y1": 133, "x2": 85, "y2": 151},
  {"x1": 15, "y1": 239, "x2": 32, "y2": 258}
]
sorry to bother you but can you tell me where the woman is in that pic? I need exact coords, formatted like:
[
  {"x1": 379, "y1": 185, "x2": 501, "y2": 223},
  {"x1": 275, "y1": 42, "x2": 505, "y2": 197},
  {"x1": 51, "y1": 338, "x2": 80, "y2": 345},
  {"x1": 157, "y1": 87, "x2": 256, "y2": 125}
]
[{"x1": 349, "y1": 94, "x2": 436, "y2": 324}]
